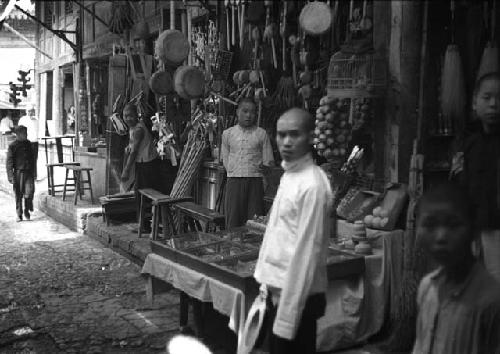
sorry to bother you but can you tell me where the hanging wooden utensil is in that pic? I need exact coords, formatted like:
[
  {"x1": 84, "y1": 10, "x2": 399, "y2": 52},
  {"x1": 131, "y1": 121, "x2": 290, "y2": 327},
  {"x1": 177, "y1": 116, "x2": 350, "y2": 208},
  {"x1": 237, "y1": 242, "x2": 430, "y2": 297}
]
[
  {"x1": 299, "y1": 1, "x2": 333, "y2": 36},
  {"x1": 252, "y1": 27, "x2": 261, "y2": 66},
  {"x1": 240, "y1": 0, "x2": 246, "y2": 48},
  {"x1": 232, "y1": 0, "x2": 236, "y2": 46},
  {"x1": 225, "y1": 0, "x2": 231, "y2": 50},
  {"x1": 289, "y1": 34, "x2": 299, "y2": 86},
  {"x1": 280, "y1": 0, "x2": 288, "y2": 72}
]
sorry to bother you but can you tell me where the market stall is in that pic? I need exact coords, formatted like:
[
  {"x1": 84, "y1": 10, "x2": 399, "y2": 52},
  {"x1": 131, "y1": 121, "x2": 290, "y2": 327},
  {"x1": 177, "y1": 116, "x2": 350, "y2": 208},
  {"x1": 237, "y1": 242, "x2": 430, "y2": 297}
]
[
  {"x1": 130, "y1": 0, "x2": 407, "y2": 352},
  {"x1": 92, "y1": 0, "x2": 500, "y2": 352}
]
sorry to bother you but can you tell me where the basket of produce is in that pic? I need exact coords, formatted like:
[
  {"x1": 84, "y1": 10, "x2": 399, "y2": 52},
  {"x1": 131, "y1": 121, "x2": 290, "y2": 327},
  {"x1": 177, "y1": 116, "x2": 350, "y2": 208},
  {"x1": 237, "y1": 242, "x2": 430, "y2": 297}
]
[{"x1": 327, "y1": 51, "x2": 386, "y2": 97}]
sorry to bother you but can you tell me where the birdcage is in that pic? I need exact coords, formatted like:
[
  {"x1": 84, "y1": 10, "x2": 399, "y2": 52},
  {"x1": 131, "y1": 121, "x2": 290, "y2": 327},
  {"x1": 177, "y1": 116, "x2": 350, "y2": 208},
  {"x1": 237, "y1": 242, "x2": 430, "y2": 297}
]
[{"x1": 327, "y1": 51, "x2": 387, "y2": 98}]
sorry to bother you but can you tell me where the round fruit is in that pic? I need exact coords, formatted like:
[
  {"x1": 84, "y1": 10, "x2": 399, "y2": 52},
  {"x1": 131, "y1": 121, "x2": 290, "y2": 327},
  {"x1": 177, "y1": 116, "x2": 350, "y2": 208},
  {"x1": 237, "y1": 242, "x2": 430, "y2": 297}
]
[
  {"x1": 320, "y1": 105, "x2": 330, "y2": 114},
  {"x1": 319, "y1": 133, "x2": 327, "y2": 141},
  {"x1": 364, "y1": 215, "x2": 374, "y2": 226},
  {"x1": 326, "y1": 122, "x2": 334, "y2": 129},
  {"x1": 325, "y1": 129, "x2": 333, "y2": 136},
  {"x1": 379, "y1": 209, "x2": 389, "y2": 218},
  {"x1": 317, "y1": 121, "x2": 327, "y2": 130},
  {"x1": 327, "y1": 137, "x2": 335, "y2": 146},
  {"x1": 324, "y1": 149, "x2": 333, "y2": 158},
  {"x1": 339, "y1": 147, "x2": 346, "y2": 155},
  {"x1": 313, "y1": 137, "x2": 320, "y2": 145},
  {"x1": 380, "y1": 217, "x2": 389, "y2": 227},
  {"x1": 314, "y1": 128, "x2": 321, "y2": 136},
  {"x1": 317, "y1": 142, "x2": 326, "y2": 150},
  {"x1": 372, "y1": 216, "x2": 382, "y2": 228},
  {"x1": 325, "y1": 112, "x2": 334, "y2": 122},
  {"x1": 332, "y1": 148, "x2": 340, "y2": 156},
  {"x1": 336, "y1": 134, "x2": 346, "y2": 143},
  {"x1": 373, "y1": 206, "x2": 382, "y2": 217},
  {"x1": 316, "y1": 112, "x2": 325, "y2": 121}
]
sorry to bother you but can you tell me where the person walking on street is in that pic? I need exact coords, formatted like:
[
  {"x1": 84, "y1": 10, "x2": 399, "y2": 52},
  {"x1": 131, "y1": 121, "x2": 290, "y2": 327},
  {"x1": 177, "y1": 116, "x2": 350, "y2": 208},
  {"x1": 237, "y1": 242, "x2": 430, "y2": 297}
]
[
  {"x1": 253, "y1": 108, "x2": 332, "y2": 354},
  {"x1": 221, "y1": 98, "x2": 274, "y2": 229},
  {"x1": 18, "y1": 107, "x2": 39, "y2": 179},
  {"x1": 6, "y1": 125, "x2": 36, "y2": 222}
]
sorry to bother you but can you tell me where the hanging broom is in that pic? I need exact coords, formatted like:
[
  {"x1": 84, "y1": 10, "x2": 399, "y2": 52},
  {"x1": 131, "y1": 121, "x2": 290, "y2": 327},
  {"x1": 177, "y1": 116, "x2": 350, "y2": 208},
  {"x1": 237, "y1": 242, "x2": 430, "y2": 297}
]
[
  {"x1": 440, "y1": 0, "x2": 466, "y2": 135},
  {"x1": 477, "y1": 1, "x2": 499, "y2": 80}
]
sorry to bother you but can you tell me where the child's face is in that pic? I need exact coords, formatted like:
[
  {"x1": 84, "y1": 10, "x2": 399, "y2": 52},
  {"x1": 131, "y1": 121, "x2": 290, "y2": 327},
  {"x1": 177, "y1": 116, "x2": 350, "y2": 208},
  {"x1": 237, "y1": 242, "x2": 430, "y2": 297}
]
[
  {"x1": 417, "y1": 201, "x2": 471, "y2": 267},
  {"x1": 473, "y1": 78, "x2": 500, "y2": 129}
]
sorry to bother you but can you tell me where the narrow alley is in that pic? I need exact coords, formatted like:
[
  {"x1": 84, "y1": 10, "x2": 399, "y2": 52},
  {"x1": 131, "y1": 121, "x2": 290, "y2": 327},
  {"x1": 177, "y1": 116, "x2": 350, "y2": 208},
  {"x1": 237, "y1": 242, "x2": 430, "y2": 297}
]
[{"x1": 0, "y1": 191, "x2": 178, "y2": 354}]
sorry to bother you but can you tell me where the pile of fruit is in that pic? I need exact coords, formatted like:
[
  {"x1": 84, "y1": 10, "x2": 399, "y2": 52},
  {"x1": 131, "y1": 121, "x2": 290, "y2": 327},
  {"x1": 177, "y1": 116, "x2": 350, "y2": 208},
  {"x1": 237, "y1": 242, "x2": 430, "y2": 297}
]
[
  {"x1": 351, "y1": 97, "x2": 373, "y2": 131},
  {"x1": 314, "y1": 96, "x2": 352, "y2": 159},
  {"x1": 363, "y1": 206, "x2": 389, "y2": 229}
]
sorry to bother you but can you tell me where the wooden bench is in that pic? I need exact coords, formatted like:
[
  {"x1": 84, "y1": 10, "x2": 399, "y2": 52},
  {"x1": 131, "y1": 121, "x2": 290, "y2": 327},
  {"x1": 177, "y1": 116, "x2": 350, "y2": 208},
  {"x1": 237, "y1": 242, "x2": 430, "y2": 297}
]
[
  {"x1": 137, "y1": 188, "x2": 192, "y2": 239},
  {"x1": 63, "y1": 166, "x2": 94, "y2": 205},
  {"x1": 174, "y1": 201, "x2": 225, "y2": 233}
]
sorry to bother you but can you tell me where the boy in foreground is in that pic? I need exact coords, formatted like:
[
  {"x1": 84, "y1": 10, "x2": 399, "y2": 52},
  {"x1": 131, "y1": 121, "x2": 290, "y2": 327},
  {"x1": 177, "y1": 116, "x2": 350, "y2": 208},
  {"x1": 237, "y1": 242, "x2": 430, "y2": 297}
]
[
  {"x1": 413, "y1": 183, "x2": 500, "y2": 354},
  {"x1": 7, "y1": 125, "x2": 36, "y2": 222}
]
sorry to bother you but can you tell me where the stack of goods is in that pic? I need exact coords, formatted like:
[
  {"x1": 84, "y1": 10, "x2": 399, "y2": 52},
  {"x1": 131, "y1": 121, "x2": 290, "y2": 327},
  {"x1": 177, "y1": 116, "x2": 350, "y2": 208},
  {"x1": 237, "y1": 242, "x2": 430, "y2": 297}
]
[
  {"x1": 351, "y1": 221, "x2": 372, "y2": 255},
  {"x1": 314, "y1": 96, "x2": 352, "y2": 160}
]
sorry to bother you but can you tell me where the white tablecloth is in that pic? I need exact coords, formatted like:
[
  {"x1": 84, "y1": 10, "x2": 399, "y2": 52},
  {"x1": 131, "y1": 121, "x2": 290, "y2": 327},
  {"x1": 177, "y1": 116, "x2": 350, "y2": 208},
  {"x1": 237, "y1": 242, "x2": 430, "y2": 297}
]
[
  {"x1": 141, "y1": 254, "x2": 247, "y2": 344},
  {"x1": 142, "y1": 230, "x2": 403, "y2": 352},
  {"x1": 317, "y1": 230, "x2": 403, "y2": 351}
]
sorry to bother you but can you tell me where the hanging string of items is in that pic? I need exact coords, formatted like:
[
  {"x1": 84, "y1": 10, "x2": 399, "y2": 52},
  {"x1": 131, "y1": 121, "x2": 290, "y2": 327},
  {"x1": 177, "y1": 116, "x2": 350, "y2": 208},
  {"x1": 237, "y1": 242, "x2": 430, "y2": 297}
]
[{"x1": 170, "y1": 107, "x2": 210, "y2": 198}]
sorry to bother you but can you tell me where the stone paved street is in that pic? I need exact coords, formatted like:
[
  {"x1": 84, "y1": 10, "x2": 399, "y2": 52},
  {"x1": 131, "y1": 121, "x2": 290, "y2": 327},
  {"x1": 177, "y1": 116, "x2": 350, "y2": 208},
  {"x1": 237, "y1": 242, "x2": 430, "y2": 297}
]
[{"x1": 0, "y1": 191, "x2": 179, "y2": 353}]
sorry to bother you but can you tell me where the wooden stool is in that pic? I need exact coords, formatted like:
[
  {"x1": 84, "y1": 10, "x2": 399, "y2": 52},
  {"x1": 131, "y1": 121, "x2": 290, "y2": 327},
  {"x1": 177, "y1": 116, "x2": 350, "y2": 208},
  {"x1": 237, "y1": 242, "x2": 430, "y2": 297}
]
[
  {"x1": 174, "y1": 201, "x2": 225, "y2": 233},
  {"x1": 46, "y1": 162, "x2": 80, "y2": 196},
  {"x1": 137, "y1": 188, "x2": 192, "y2": 239},
  {"x1": 63, "y1": 166, "x2": 94, "y2": 205}
]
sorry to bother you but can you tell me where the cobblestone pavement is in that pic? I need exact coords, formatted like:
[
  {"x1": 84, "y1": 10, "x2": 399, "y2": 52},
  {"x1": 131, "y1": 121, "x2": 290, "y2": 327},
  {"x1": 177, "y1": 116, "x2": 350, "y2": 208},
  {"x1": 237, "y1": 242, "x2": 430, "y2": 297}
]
[{"x1": 0, "y1": 191, "x2": 179, "y2": 354}]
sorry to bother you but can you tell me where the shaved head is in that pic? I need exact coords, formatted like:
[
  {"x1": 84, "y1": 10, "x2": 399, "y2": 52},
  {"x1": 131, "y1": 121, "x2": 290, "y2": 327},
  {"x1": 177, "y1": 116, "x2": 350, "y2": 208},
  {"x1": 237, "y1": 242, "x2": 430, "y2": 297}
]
[
  {"x1": 276, "y1": 108, "x2": 314, "y2": 162},
  {"x1": 279, "y1": 108, "x2": 314, "y2": 133}
]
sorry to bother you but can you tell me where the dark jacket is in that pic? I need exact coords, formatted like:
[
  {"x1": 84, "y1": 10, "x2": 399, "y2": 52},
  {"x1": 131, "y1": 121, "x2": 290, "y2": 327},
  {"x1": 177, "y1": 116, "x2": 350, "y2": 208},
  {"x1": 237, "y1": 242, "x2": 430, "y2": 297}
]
[
  {"x1": 460, "y1": 130, "x2": 500, "y2": 229},
  {"x1": 6, "y1": 139, "x2": 35, "y2": 182}
]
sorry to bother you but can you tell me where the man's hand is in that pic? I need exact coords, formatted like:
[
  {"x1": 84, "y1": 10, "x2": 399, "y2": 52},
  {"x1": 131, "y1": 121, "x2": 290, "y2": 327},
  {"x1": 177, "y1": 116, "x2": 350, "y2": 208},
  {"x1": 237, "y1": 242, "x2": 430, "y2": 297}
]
[{"x1": 8, "y1": 177, "x2": 13, "y2": 184}]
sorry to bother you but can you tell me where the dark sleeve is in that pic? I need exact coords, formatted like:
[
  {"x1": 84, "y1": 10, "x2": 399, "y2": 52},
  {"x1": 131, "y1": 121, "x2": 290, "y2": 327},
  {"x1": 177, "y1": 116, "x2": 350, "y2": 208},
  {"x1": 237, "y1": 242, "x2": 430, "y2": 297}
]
[
  {"x1": 479, "y1": 301, "x2": 500, "y2": 354},
  {"x1": 6, "y1": 144, "x2": 14, "y2": 182},
  {"x1": 29, "y1": 143, "x2": 36, "y2": 174}
]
